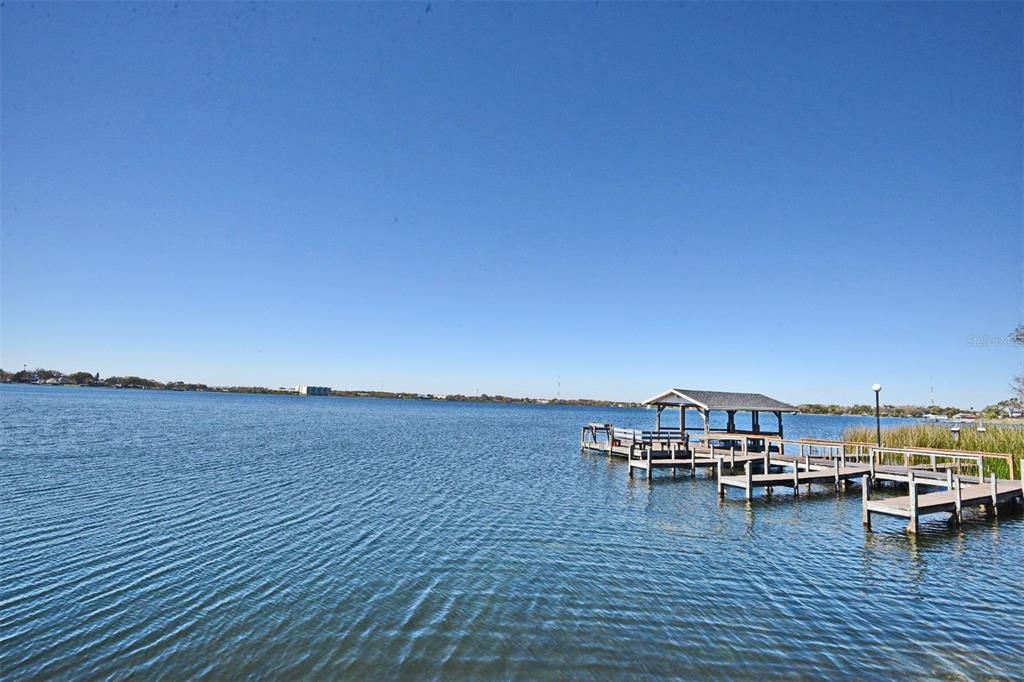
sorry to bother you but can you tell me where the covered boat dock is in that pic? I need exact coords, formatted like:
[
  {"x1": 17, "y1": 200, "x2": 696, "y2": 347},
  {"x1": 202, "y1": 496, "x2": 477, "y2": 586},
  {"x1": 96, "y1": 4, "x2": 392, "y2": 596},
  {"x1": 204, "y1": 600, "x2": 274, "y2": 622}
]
[
  {"x1": 579, "y1": 387, "x2": 1024, "y2": 535},
  {"x1": 580, "y1": 388, "x2": 799, "y2": 459},
  {"x1": 643, "y1": 388, "x2": 798, "y2": 441}
]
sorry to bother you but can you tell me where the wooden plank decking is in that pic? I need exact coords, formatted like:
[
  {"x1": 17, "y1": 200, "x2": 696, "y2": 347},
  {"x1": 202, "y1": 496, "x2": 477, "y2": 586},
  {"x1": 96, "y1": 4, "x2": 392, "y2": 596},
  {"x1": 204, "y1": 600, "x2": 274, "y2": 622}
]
[
  {"x1": 863, "y1": 474, "x2": 1024, "y2": 533},
  {"x1": 581, "y1": 423, "x2": 1023, "y2": 535},
  {"x1": 718, "y1": 461, "x2": 871, "y2": 500}
]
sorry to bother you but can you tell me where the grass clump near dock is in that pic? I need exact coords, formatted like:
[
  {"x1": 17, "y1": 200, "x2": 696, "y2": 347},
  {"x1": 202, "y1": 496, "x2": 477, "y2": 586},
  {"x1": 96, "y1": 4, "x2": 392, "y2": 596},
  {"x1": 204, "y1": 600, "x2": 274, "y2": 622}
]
[{"x1": 844, "y1": 423, "x2": 1024, "y2": 479}]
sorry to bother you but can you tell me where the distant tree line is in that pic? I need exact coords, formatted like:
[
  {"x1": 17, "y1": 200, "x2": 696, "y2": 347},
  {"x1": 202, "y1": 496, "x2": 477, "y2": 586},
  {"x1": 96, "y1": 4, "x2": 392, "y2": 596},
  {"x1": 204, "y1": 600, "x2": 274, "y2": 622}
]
[
  {"x1": 329, "y1": 389, "x2": 637, "y2": 406},
  {"x1": 4, "y1": 361, "x2": 1023, "y2": 417},
  {"x1": 797, "y1": 403, "x2": 966, "y2": 418},
  {"x1": 1, "y1": 368, "x2": 103, "y2": 385},
  {"x1": 0, "y1": 367, "x2": 214, "y2": 391}
]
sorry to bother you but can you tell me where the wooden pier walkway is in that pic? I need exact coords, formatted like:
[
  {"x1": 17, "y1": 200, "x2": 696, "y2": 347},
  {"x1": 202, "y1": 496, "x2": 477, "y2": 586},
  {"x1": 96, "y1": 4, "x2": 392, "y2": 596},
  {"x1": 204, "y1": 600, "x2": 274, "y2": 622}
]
[
  {"x1": 717, "y1": 459, "x2": 871, "y2": 500},
  {"x1": 581, "y1": 420, "x2": 1023, "y2": 534},
  {"x1": 863, "y1": 473, "x2": 1024, "y2": 533}
]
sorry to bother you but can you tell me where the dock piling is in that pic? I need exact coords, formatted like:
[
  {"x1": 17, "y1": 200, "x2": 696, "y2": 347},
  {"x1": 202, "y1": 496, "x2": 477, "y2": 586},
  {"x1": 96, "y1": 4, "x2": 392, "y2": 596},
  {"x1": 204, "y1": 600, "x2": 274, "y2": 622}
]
[
  {"x1": 990, "y1": 473, "x2": 998, "y2": 517},
  {"x1": 954, "y1": 475, "x2": 962, "y2": 524},
  {"x1": 907, "y1": 471, "x2": 918, "y2": 534},
  {"x1": 862, "y1": 475, "x2": 872, "y2": 529}
]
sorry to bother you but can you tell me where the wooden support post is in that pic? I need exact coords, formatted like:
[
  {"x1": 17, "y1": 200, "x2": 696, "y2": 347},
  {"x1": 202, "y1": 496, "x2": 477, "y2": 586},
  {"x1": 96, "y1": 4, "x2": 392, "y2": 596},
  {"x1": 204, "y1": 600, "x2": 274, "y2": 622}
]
[
  {"x1": 862, "y1": 475, "x2": 871, "y2": 529},
  {"x1": 730, "y1": 445, "x2": 736, "y2": 470},
  {"x1": 745, "y1": 461, "x2": 753, "y2": 501},
  {"x1": 907, "y1": 471, "x2": 918, "y2": 534},
  {"x1": 990, "y1": 473, "x2": 998, "y2": 517},
  {"x1": 869, "y1": 453, "x2": 876, "y2": 479},
  {"x1": 833, "y1": 458, "x2": 840, "y2": 491},
  {"x1": 803, "y1": 454, "x2": 810, "y2": 472},
  {"x1": 690, "y1": 446, "x2": 696, "y2": 477},
  {"x1": 953, "y1": 476, "x2": 962, "y2": 525},
  {"x1": 930, "y1": 453, "x2": 937, "y2": 471},
  {"x1": 792, "y1": 465, "x2": 799, "y2": 495},
  {"x1": 977, "y1": 456, "x2": 984, "y2": 483},
  {"x1": 717, "y1": 457, "x2": 724, "y2": 497},
  {"x1": 946, "y1": 468, "x2": 953, "y2": 490}
]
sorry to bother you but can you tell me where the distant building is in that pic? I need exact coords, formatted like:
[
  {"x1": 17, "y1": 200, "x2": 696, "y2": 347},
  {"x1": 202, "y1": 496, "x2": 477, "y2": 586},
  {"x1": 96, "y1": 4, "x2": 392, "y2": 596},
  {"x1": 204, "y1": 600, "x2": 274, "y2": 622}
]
[{"x1": 297, "y1": 385, "x2": 331, "y2": 396}]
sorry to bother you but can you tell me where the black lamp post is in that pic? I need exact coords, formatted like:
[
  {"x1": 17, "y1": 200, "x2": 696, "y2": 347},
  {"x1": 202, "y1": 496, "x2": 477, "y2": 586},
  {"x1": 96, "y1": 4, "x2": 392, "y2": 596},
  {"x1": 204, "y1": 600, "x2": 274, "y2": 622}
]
[{"x1": 872, "y1": 384, "x2": 882, "y2": 446}]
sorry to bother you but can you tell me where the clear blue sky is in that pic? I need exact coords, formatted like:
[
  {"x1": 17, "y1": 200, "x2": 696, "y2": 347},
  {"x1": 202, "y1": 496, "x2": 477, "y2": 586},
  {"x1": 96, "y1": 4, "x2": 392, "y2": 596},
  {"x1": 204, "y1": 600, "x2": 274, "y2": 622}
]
[{"x1": 2, "y1": 2, "x2": 1021, "y2": 406}]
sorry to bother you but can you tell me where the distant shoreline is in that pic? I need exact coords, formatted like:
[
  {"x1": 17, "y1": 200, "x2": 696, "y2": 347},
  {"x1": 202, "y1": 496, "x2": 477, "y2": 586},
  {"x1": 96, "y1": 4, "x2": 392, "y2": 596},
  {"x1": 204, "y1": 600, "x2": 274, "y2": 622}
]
[
  {"x1": 4, "y1": 375, "x2": 1016, "y2": 420},
  {"x1": 0, "y1": 379, "x2": 637, "y2": 408}
]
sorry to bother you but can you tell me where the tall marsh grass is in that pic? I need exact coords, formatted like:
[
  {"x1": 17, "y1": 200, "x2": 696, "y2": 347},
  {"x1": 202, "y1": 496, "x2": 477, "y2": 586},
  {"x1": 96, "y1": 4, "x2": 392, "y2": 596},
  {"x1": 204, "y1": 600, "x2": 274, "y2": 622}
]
[{"x1": 843, "y1": 423, "x2": 1024, "y2": 479}]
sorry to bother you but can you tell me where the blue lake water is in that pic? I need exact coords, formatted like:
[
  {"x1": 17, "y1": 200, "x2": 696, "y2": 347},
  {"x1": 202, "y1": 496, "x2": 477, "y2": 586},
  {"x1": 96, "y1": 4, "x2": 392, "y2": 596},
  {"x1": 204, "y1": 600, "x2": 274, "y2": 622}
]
[{"x1": 2, "y1": 385, "x2": 1022, "y2": 679}]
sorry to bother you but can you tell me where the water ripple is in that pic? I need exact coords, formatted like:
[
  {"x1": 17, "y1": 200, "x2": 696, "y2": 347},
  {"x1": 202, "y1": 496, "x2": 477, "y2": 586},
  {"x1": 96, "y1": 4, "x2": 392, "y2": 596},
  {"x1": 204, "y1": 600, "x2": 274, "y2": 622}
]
[{"x1": 1, "y1": 386, "x2": 1022, "y2": 679}]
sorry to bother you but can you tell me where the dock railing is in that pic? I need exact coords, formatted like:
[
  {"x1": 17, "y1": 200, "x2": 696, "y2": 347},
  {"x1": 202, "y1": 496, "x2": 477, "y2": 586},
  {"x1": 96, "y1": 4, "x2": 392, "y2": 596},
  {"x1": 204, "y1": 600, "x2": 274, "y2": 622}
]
[
  {"x1": 581, "y1": 424, "x2": 690, "y2": 448},
  {"x1": 798, "y1": 439, "x2": 875, "y2": 462},
  {"x1": 862, "y1": 446, "x2": 1014, "y2": 482},
  {"x1": 580, "y1": 423, "x2": 612, "y2": 448},
  {"x1": 794, "y1": 440, "x2": 1016, "y2": 480},
  {"x1": 584, "y1": 428, "x2": 1018, "y2": 480}
]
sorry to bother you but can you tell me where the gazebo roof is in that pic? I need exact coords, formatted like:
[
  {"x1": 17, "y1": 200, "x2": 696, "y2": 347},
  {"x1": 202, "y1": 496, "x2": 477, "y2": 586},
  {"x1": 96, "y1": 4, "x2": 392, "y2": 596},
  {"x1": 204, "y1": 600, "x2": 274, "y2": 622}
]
[{"x1": 642, "y1": 388, "x2": 797, "y2": 413}]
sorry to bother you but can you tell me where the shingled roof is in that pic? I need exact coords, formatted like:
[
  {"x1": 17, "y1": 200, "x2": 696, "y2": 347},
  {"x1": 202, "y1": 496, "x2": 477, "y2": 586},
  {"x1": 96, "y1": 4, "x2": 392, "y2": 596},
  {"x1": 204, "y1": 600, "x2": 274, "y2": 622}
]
[{"x1": 642, "y1": 388, "x2": 797, "y2": 412}]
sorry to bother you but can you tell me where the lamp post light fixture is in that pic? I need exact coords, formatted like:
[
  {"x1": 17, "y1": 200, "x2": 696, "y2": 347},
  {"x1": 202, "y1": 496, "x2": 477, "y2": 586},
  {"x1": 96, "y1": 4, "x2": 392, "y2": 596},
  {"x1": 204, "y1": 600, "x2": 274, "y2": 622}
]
[{"x1": 872, "y1": 384, "x2": 882, "y2": 446}]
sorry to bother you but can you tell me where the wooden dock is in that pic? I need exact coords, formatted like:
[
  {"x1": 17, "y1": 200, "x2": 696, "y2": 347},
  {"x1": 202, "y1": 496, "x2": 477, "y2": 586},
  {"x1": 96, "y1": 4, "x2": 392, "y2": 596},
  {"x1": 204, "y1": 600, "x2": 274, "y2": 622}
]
[
  {"x1": 863, "y1": 472, "x2": 1024, "y2": 533},
  {"x1": 717, "y1": 459, "x2": 871, "y2": 500},
  {"x1": 581, "y1": 418, "x2": 1023, "y2": 535},
  {"x1": 626, "y1": 449, "x2": 766, "y2": 480}
]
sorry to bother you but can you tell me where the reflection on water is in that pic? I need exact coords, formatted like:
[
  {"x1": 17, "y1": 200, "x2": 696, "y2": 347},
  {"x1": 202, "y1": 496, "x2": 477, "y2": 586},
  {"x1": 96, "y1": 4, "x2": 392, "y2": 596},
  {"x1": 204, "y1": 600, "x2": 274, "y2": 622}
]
[{"x1": 1, "y1": 385, "x2": 1021, "y2": 679}]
